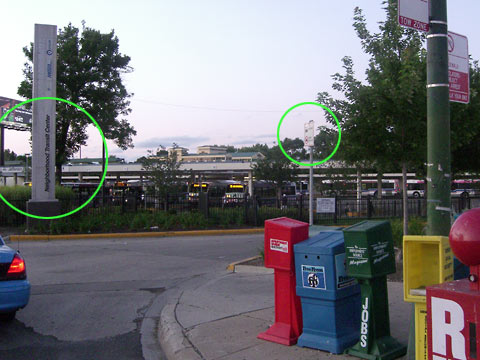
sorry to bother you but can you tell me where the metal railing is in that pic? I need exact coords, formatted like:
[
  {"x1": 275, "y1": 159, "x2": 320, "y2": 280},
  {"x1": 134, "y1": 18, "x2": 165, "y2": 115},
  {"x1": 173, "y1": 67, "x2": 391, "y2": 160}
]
[{"x1": 0, "y1": 193, "x2": 478, "y2": 228}]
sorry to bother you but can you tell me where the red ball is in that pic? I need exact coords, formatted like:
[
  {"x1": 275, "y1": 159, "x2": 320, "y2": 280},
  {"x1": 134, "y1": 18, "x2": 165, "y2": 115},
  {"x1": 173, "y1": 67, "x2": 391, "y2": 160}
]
[{"x1": 450, "y1": 208, "x2": 480, "y2": 266}]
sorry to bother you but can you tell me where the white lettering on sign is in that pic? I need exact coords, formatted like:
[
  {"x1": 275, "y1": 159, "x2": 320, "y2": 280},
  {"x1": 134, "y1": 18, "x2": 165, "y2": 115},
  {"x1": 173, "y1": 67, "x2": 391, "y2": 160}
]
[
  {"x1": 398, "y1": 0, "x2": 429, "y2": 32},
  {"x1": 448, "y1": 31, "x2": 469, "y2": 104},
  {"x1": 270, "y1": 239, "x2": 288, "y2": 253},
  {"x1": 431, "y1": 297, "x2": 466, "y2": 360},
  {"x1": 360, "y1": 297, "x2": 369, "y2": 348}
]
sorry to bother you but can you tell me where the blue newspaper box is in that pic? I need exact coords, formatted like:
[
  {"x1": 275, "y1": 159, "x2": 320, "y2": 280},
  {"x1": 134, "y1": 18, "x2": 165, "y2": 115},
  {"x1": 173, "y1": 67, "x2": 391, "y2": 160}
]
[{"x1": 294, "y1": 231, "x2": 361, "y2": 354}]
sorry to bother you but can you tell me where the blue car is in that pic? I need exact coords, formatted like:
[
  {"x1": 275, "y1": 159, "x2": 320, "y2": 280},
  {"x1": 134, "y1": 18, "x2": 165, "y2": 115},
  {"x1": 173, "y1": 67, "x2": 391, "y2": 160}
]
[{"x1": 0, "y1": 236, "x2": 30, "y2": 321}]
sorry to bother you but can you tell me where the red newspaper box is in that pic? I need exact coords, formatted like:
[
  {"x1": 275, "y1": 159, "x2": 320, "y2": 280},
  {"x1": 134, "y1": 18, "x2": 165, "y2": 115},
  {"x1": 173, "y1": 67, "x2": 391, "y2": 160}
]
[
  {"x1": 257, "y1": 217, "x2": 309, "y2": 345},
  {"x1": 427, "y1": 209, "x2": 480, "y2": 360}
]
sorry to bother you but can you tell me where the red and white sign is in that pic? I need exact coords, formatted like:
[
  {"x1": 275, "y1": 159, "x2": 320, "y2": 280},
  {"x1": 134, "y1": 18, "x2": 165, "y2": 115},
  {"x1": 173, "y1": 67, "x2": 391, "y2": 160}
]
[
  {"x1": 427, "y1": 280, "x2": 479, "y2": 360},
  {"x1": 304, "y1": 120, "x2": 314, "y2": 147},
  {"x1": 448, "y1": 31, "x2": 469, "y2": 104},
  {"x1": 398, "y1": 0, "x2": 429, "y2": 32},
  {"x1": 270, "y1": 238, "x2": 288, "y2": 253}
]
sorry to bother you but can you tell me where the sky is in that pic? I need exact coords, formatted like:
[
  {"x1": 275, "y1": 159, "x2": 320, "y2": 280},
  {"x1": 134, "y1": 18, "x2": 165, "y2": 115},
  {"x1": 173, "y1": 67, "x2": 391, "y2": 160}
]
[{"x1": 2, "y1": 0, "x2": 479, "y2": 162}]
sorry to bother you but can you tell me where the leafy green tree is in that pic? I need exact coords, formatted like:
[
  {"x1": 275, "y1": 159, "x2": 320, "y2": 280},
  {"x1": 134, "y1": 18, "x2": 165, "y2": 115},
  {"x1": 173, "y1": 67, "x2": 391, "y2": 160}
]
[
  {"x1": 236, "y1": 143, "x2": 269, "y2": 155},
  {"x1": 252, "y1": 145, "x2": 298, "y2": 202},
  {"x1": 18, "y1": 23, "x2": 136, "y2": 182},
  {"x1": 141, "y1": 146, "x2": 184, "y2": 210},
  {"x1": 281, "y1": 137, "x2": 307, "y2": 161},
  {"x1": 314, "y1": 126, "x2": 339, "y2": 160},
  {"x1": 4, "y1": 149, "x2": 19, "y2": 162},
  {"x1": 318, "y1": 1, "x2": 427, "y2": 232}
]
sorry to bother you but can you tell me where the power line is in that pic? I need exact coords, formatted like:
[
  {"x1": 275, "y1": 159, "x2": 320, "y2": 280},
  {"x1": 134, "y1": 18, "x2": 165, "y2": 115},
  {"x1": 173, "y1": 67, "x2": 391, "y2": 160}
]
[{"x1": 133, "y1": 98, "x2": 323, "y2": 113}]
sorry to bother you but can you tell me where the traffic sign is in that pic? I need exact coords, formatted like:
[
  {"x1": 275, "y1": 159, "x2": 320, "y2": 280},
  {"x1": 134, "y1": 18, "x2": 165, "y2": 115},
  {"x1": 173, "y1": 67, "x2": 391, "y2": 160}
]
[
  {"x1": 398, "y1": 0, "x2": 429, "y2": 32},
  {"x1": 448, "y1": 31, "x2": 469, "y2": 104},
  {"x1": 304, "y1": 120, "x2": 314, "y2": 147}
]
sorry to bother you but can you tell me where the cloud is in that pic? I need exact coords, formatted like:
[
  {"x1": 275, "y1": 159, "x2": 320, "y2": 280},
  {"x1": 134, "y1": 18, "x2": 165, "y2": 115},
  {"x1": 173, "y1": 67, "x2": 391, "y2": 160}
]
[
  {"x1": 135, "y1": 136, "x2": 210, "y2": 149},
  {"x1": 229, "y1": 133, "x2": 276, "y2": 145}
]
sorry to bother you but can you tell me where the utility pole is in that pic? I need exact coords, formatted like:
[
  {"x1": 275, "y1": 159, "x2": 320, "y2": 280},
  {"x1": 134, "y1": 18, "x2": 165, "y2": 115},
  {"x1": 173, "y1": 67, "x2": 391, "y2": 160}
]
[{"x1": 426, "y1": 0, "x2": 450, "y2": 236}]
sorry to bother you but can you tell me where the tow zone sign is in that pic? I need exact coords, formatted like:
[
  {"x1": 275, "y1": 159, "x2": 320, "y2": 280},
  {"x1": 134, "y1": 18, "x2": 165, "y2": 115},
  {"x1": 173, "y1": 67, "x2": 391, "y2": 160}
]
[{"x1": 398, "y1": 0, "x2": 429, "y2": 32}]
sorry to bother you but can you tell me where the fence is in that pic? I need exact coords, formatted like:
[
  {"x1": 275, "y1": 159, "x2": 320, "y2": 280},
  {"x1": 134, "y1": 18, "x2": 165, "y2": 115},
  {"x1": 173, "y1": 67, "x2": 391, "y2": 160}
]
[{"x1": 0, "y1": 193, "x2": 478, "y2": 229}]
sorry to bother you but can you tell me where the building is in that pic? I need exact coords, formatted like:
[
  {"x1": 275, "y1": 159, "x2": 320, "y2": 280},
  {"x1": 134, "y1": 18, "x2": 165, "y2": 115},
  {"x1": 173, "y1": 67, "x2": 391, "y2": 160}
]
[{"x1": 174, "y1": 145, "x2": 265, "y2": 163}]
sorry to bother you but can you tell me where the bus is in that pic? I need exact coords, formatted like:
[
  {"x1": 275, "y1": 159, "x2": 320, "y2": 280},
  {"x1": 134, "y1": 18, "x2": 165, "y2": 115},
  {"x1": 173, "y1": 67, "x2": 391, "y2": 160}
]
[
  {"x1": 62, "y1": 182, "x2": 103, "y2": 198},
  {"x1": 187, "y1": 182, "x2": 209, "y2": 202},
  {"x1": 451, "y1": 179, "x2": 480, "y2": 198},
  {"x1": 320, "y1": 179, "x2": 357, "y2": 197},
  {"x1": 407, "y1": 179, "x2": 425, "y2": 198},
  {"x1": 361, "y1": 179, "x2": 401, "y2": 198},
  {"x1": 187, "y1": 180, "x2": 246, "y2": 204},
  {"x1": 319, "y1": 178, "x2": 401, "y2": 198}
]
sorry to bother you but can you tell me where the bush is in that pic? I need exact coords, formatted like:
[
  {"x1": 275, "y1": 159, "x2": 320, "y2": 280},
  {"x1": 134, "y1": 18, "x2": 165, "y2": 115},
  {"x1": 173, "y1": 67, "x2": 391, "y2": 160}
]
[
  {"x1": 130, "y1": 213, "x2": 151, "y2": 231},
  {"x1": 390, "y1": 217, "x2": 426, "y2": 248},
  {"x1": 178, "y1": 212, "x2": 208, "y2": 229}
]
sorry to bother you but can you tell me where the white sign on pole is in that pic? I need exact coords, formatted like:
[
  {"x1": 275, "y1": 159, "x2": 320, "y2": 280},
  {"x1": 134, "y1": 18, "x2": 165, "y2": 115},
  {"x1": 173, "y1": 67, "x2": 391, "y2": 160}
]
[
  {"x1": 304, "y1": 120, "x2": 314, "y2": 147},
  {"x1": 316, "y1": 198, "x2": 336, "y2": 214},
  {"x1": 448, "y1": 31, "x2": 469, "y2": 104},
  {"x1": 398, "y1": 0, "x2": 429, "y2": 32}
]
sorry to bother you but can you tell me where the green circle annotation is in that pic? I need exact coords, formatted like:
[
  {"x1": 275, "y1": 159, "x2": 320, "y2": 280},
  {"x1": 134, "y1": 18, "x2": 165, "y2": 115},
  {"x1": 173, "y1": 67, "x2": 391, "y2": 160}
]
[{"x1": 276, "y1": 102, "x2": 341, "y2": 167}]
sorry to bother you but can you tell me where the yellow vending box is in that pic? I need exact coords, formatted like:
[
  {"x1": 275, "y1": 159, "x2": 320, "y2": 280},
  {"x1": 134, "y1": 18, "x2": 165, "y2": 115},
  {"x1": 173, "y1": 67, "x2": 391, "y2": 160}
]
[{"x1": 402, "y1": 235, "x2": 453, "y2": 360}]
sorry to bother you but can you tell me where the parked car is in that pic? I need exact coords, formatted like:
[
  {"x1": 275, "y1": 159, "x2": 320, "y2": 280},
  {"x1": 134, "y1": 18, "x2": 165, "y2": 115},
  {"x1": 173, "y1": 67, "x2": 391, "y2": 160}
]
[{"x1": 0, "y1": 236, "x2": 30, "y2": 321}]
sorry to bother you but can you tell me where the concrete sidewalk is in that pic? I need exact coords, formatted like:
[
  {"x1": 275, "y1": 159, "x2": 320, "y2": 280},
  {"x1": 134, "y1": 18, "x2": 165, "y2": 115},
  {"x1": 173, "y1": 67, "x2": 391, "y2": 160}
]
[{"x1": 158, "y1": 271, "x2": 410, "y2": 360}]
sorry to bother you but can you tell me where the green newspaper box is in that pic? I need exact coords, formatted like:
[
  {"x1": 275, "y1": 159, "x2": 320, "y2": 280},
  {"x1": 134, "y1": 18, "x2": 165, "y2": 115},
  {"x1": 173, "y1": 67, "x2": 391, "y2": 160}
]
[
  {"x1": 343, "y1": 221, "x2": 406, "y2": 360},
  {"x1": 344, "y1": 220, "x2": 396, "y2": 279}
]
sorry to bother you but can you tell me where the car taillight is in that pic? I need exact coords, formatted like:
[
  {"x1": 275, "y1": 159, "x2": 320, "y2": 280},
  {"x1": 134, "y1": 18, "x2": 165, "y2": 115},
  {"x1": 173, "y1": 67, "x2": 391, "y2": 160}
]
[{"x1": 7, "y1": 254, "x2": 26, "y2": 280}]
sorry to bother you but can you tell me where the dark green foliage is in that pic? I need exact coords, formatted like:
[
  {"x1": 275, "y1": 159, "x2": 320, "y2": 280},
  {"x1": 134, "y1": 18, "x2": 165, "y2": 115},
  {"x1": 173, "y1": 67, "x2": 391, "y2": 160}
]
[
  {"x1": 141, "y1": 147, "x2": 184, "y2": 207},
  {"x1": 317, "y1": 1, "x2": 427, "y2": 172},
  {"x1": 253, "y1": 146, "x2": 298, "y2": 199},
  {"x1": 390, "y1": 217, "x2": 426, "y2": 248}
]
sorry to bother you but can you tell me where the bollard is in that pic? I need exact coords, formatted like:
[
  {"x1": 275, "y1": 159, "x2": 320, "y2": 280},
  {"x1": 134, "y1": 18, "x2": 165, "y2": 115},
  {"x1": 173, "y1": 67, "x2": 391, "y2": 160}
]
[
  {"x1": 343, "y1": 220, "x2": 407, "y2": 360},
  {"x1": 257, "y1": 217, "x2": 308, "y2": 345}
]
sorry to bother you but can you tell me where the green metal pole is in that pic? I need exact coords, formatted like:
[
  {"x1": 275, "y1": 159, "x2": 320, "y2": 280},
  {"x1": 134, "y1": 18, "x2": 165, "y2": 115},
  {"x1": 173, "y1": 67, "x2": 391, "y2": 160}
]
[
  {"x1": 408, "y1": 2, "x2": 451, "y2": 359},
  {"x1": 426, "y1": 0, "x2": 450, "y2": 237}
]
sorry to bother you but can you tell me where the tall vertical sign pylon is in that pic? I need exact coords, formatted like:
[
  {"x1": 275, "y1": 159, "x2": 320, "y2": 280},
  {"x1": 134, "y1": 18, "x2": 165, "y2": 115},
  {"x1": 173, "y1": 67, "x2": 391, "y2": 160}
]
[{"x1": 27, "y1": 24, "x2": 61, "y2": 223}]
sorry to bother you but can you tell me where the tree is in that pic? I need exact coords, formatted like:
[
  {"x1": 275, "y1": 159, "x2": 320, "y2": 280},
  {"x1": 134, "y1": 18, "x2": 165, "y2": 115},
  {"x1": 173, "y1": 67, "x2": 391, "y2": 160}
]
[
  {"x1": 314, "y1": 126, "x2": 339, "y2": 160},
  {"x1": 141, "y1": 146, "x2": 184, "y2": 210},
  {"x1": 236, "y1": 143, "x2": 269, "y2": 155},
  {"x1": 18, "y1": 23, "x2": 136, "y2": 182},
  {"x1": 4, "y1": 149, "x2": 19, "y2": 162},
  {"x1": 281, "y1": 137, "x2": 307, "y2": 161},
  {"x1": 252, "y1": 145, "x2": 298, "y2": 203},
  {"x1": 318, "y1": 1, "x2": 428, "y2": 233}
]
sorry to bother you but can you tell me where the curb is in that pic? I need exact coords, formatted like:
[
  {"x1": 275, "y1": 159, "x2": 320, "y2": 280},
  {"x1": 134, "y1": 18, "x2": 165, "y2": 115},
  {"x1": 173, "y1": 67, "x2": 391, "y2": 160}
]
[
  {"x1": 226, "y1": 255, "x2": 262, "y2": 271},
  {"x1": 158, "y1": 303, "x2": 202, "y2": 360},
  {"x1": 227, "y1": 255, "x2": 273, "y2": 274},
  {"x1": 234, "y1": 264, "x2": 274, "y2": 274},
  {"x1": 9, "y1": 228, "x2": 264, "y2": 241}
]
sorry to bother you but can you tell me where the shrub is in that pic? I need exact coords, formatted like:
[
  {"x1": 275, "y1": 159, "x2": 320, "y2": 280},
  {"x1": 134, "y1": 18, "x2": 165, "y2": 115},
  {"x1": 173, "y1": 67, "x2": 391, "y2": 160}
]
[
  {"x1": 130, "y1": 213, "x2": 150, "y2": 231},
  {"x1": 178, "y1": 212, "x2": 208, "y2": 229},
  {"x1": 390, "y1": 217, "x2": 426, "y2": 248}
]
